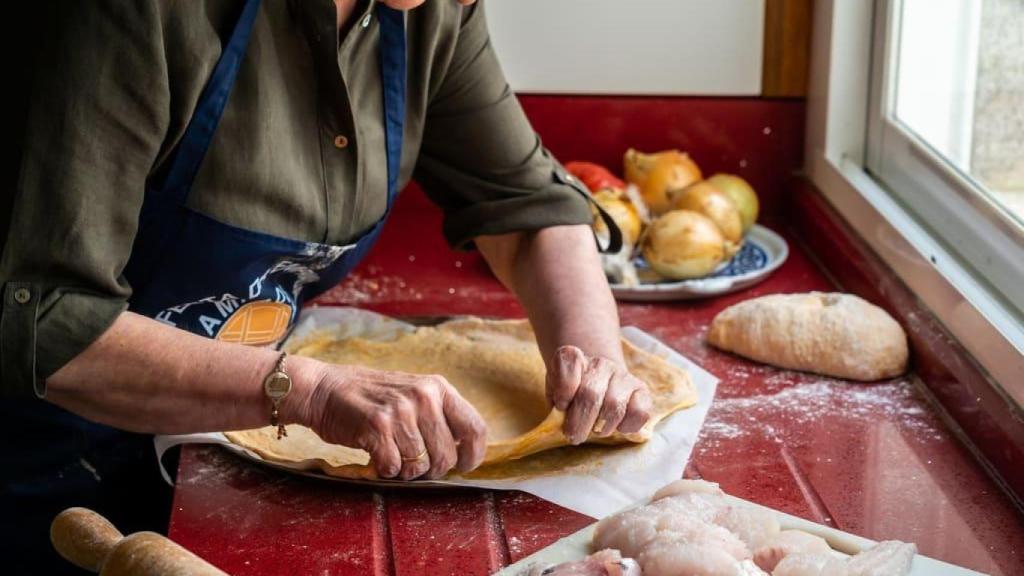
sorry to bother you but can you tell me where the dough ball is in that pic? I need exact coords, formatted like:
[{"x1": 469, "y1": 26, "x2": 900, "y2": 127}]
[{"x1": 708, "y1": 292, "x2": 908, "y2": 381}]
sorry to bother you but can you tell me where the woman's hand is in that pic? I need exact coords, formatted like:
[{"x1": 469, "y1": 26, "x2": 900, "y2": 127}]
[
  {"x1": 306, "y1": 365, "x2": 488, "y2": 480},
  {"x1": 546, "y1": 345, "x2": 653, "y2": 445}
]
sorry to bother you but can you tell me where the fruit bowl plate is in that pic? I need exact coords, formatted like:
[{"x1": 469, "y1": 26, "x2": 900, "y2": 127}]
[{"x1": 611, "y1": 225, "x2": 789, "y2": 301}]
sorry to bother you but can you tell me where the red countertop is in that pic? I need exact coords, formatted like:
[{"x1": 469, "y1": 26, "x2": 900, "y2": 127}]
[{"x1": 167, "y1": 97, "x2": 1023, "y2": 575}]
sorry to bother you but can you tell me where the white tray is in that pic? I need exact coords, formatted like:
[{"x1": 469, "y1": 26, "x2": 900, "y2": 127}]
[
  {"x1": 611, "y1": 224, "x2": 789, "y2": 301},
  {"x1": 494, "y1": 494, "x2": 987, "y2": 576}
]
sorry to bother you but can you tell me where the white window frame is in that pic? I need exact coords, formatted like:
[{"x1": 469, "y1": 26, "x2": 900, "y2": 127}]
[{"x1": 806, "y1": 0, "x2": 1024, "y2": 404}]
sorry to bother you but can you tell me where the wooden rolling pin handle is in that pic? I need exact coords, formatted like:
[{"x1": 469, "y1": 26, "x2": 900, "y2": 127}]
[
  {"x1": 51, "y1": 507, "x2": 123, "y2": 572},
  {"x1": 51, "y1": 507, "x2": 228, "y2": 576}
]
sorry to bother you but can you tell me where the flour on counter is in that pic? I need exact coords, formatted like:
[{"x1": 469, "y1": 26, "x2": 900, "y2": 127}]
[{"x1": 697, "y1": 376, "x2": 945, "y2": 454}]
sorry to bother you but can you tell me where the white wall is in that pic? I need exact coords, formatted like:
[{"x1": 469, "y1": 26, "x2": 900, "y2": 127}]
[{"x1": 484, "y1": 0, "x2": 766, "y2": 96}]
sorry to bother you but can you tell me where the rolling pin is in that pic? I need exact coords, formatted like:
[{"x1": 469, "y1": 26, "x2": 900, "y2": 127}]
[{"x1": 50, "y1": 508, "x2": 228, "y2": 576}]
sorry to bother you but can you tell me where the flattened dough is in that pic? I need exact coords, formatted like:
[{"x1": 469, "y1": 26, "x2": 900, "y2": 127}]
[
  {"x1": 226, "y1": 318, "x2": 697, "y2": 479},
  {"x1": 708, "y1": 292, "x2": 908, "y2": 381}
]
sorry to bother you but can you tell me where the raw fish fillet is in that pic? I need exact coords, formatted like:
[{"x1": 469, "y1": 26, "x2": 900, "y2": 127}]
[
  {"x1": 594, "y1": 495, "x2": 752, "y2": 560},
  {"x1": 752, "y1": 530, "x2": 831, "y2": 571},
  {"x1": 525, "y1": 548, "x2": 641, "y2": 576},
  {"x1": 771, "y1": 540, "x2": 915, "y2": 576},
  {"x1": 654, "y1": 516, "x2": 751, "y2": 561},
  {"x1": 639, "y1": 532, "x2": 742, "y2": 576},
  {"x1": 589, "y1": 480, "x2": 915, "y2": 576},
  {"x1": 652, "y1": 483, "x2": 782, "y2": 550},
  {"x1": 593, "y1": 508, "x2": 661, "y2": 558},
  {"x1": 594, "y1": 481, "x2": 786, "y2": 575},
  {"x1": 649, "y1": 491, "x2": 727, "y2": 524},
  {"x1": 652, "y1": 479, "x2": 725, "y2": 501},
  {"x1": 772, "y1": 552, "x2": 849, "y2": 576},
  {"x1": 714, "y1": 504, "x2": 781, "y2": 550},
  {"x1": 846, "y1": 541, "x2": 916, "y2": 576}
]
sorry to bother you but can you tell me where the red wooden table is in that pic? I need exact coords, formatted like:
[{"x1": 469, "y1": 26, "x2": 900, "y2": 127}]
[{"x1": 167, "y1": 98, "x2": 1023, "y2": 575}]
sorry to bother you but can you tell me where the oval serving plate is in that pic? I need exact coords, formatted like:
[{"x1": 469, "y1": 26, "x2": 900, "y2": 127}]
[{"x1": 611, "y1": 224, "x2": 789, "y2": 302}]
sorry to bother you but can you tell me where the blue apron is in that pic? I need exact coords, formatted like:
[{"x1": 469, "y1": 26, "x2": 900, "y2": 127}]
[
  {"x1": 127, "y1": 0, "x2": 406, "y2": 343},
  {"x1": 2, "y1": 1, "x2": 406, "y2": 571}
]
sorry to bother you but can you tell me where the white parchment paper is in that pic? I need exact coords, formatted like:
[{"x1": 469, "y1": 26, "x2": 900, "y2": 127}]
[{"x1": 156, "y1": 307, "x2": 718, "y2": 519}]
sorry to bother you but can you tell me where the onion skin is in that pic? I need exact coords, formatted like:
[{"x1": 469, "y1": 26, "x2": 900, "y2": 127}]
[
  {"x1": 642, "y1": 210, "x2": 726, "y2": 280},
  {"x1": 623, "y1": 149, "x2": 702, "y2": 215}
]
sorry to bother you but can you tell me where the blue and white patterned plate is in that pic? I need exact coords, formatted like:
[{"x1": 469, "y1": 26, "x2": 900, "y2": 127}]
[{"x1": 611, "y1": 224, "x2": 789, "y2": 301}]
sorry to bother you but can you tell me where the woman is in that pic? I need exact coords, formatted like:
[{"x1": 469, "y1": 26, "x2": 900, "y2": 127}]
[{"x1": 0, "y1": 0, "x2": 651, "y2": 572}]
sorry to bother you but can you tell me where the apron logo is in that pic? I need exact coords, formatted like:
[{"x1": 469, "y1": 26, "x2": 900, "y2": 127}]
[
  {"x1": 215, "y1": 300, "x2": 292, "y2": 345},
  {"x1": 150, "y1": 250, "x2": 333, "y2": 346}
]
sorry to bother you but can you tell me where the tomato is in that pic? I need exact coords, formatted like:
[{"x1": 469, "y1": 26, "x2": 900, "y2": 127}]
[{"x1": 564, "y1": 161, "x2": 625, "y2": 193}]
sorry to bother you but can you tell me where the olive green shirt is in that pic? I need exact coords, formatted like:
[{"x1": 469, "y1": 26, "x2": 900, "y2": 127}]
[{"x1": 0, "y1": 0, "x2": 593, "y2": 398}]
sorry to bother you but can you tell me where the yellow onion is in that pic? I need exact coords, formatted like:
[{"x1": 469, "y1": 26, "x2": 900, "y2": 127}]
[
  {"x1": 623, "y1": 149, "x2": 703, "y2": 215},
  {"x1": 642, "y1": 210, "x2": 726, "y2": 280},
  {"x1": 673, "y1": 181, "x2": 743, "y2": 253},
  {"x1": 706, "y1": 173, "x2": 759, "y2": 233},
  {"x1": 591, "y1": 188, "x2": 643, "y2": 246}
]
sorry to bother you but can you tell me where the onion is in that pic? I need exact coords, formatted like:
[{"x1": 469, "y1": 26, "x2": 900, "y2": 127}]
[
  {"x1": 642, "y1": 210, "x2": 726, "y2": 280},
  {"x1": 673, "y1": 181, "x2": 743, "y2": 252},
  {"x1": 623, "y1": 149, "x2": 702, "y2": 215}
]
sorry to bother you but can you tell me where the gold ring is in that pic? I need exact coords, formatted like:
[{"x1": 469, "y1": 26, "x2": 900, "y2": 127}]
[{"x1": 402, "y1": 449, "x2": 428, "y2": 463}]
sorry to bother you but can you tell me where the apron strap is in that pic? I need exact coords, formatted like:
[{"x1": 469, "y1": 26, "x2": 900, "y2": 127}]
[
  {"x1": 592, "y1": 200, "x2": 624, "y2": 253},
  {"x1": 126, "y1": 1, "x2": 406, "y2": 304},
  {"x1": 153, "y1": 0, "x2": 263, "y2": 207},
  {"x1": 376, "y1": 4, "x2": 406, "y2": 204}
]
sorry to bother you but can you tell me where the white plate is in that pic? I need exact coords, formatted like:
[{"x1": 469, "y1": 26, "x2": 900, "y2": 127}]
[
  {"x1": 494, "y1": 494, "x2": 987, "y2": 576},
  {"x1": 611, "y1": 224, "x2": 789, "y2": 302}
]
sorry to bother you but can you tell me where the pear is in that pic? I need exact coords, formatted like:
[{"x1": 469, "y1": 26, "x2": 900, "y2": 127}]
[{"x1": 707, "y1": 173, "x2": 759, "y2": 234}]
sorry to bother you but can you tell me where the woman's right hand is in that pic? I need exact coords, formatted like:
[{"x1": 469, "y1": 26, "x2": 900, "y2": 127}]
[{"x1": 304, "y1": 364, "x2": 488, "y2": 480}]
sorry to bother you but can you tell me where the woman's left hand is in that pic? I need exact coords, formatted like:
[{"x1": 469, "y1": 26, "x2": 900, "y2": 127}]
[{"x1": 546, "y1": 345, "x2": 653, "y2": 444}]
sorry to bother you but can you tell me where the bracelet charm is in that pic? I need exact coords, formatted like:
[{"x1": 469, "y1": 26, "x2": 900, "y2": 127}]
[{"x1": 263, "y1": 352, "x2": 291, "y2": 439}]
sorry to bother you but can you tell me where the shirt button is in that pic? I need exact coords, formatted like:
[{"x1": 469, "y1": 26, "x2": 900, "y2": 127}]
[
  {"x1": 333, "y1": 135, "x2": 349, "y2": 149},
  {"x1": 13, "y1": 288, "x2": 31, "y2": 304}
]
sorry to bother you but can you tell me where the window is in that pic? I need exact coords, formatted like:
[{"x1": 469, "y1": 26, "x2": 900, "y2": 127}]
[
  {"x1": 893, "y1": 0, "x2": 1023, "y2": 225},
  {"x1": 805, "y1": 0, "x2": 1023, "y2": 401},
  {"x1": 866, "y1": 0, "x2": 1024, "y2": 317}
]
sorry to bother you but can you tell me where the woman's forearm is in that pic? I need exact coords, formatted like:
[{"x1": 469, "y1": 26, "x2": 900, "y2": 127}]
[
  {"x1": 45, "y1": 311, "x2": 321, "y2": 435},
  {"x1": 45, "y1": 310, "x2": 487, "y2": 479},
  {"x1": 477, "y1": 225, "x2": 624, "y2": 367},
  {"x1": 478, "y1": 225, "x2": 652, "y2": 441}
]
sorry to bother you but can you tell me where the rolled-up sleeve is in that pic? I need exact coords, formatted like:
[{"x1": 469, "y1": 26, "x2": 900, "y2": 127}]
[
  {"x1": 0, "y1": 1, "x2": 169, "y2": 398},
  {"x1": 413, "y1": 0, "x2": 593, "y2": 249}
]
